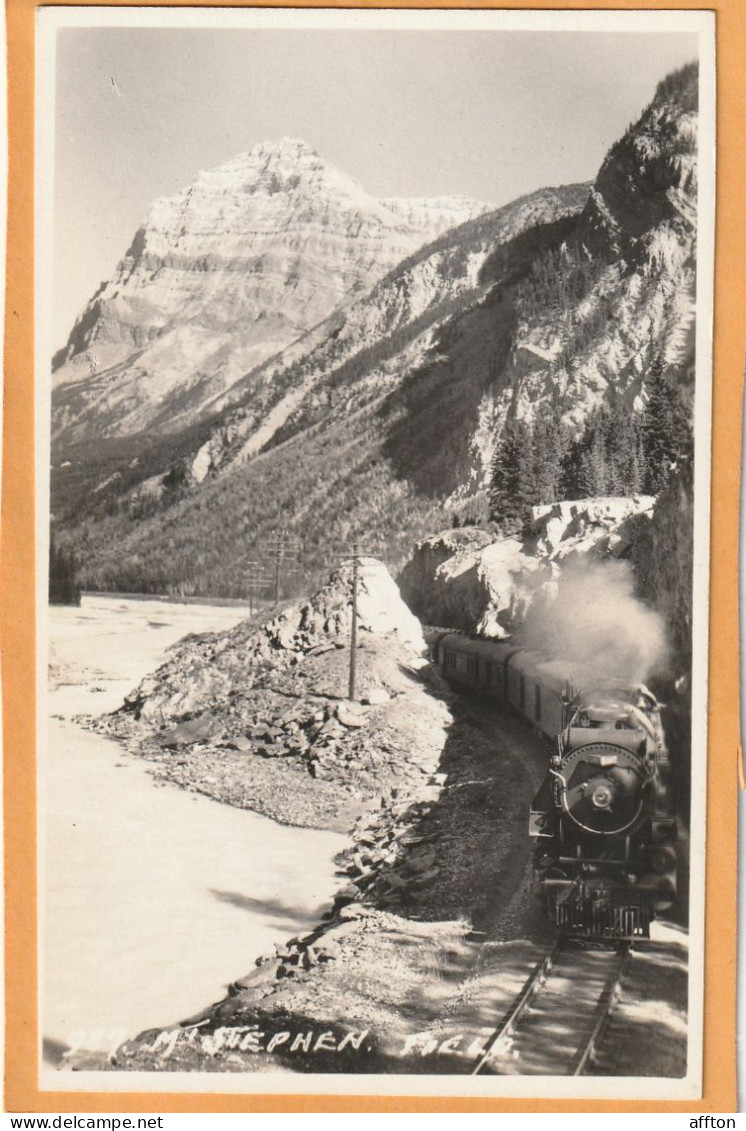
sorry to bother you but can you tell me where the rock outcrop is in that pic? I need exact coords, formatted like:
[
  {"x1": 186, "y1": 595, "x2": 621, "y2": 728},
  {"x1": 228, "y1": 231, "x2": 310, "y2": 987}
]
[
  {"x1": 399, "y1": 496, "x2": 656, "y2": 638},
  {"x1": 87, "y1": 559, "x2": 443, "y2": 828},
  {"x1": 525, "y1": 496, "x2": 656, "y2": 562},
  {"x1": 122, "y1": 557, "x2": 425, "y2": 725}
]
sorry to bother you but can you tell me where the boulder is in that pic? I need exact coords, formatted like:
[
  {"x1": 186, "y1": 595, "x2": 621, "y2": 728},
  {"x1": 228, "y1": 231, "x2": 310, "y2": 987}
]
[
  {"x1": 158, "y1": 714, "x2": 223, "y2": 748},
  {"x1": 225, "y1": 734, "x2": 252, "y2": 752},
  {"x1": 361, "y1": 687, "x2": 391, "y2": 706},
  {"x1": 267, "y1": 557, "x2": 426, "y2": 655},
  {"x1": 336, "y1": 702, "x2": 368, "y2": 729},
  {"x1": 233, "y1": 959, "x2": 281, "y2": 990}
]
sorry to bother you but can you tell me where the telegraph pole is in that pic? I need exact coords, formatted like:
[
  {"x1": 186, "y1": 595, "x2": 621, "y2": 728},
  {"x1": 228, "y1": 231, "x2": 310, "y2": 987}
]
[
  {"x1": 241, "y1": 560, "x2": 271, "y2": 615},
  {"x1": 326, "y1": 540, "x2": 386, "y2": 701},
  {"x1": 348, "y1": 542, "x2": 359, "y2": 701},
  {"x1": 264, "y1": 528, "x2": 302, "y2": 605}
]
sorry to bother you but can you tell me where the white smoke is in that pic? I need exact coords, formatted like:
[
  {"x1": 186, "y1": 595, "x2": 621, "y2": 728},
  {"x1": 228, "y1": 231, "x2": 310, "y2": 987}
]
[{"x1": 519, "y1": 559, "x2": 670, "y2": 688}]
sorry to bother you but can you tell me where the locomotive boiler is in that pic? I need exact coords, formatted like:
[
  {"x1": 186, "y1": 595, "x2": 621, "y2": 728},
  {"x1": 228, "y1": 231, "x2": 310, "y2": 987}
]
[{"x1": 431, "y1": 632, "x2": 677, "y2": 939}]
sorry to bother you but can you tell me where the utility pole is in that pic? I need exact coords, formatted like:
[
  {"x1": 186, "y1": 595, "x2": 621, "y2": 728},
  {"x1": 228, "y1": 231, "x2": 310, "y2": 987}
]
[
  {"x1": 241, "y1": 560, "x2": 271, "y2": 616},
  {"x1": 264, "y1": 528, "x2": 302, "y2": 605},
  {"x1": 348, "y1": 542, "x2": 359, "y2": 701},
  {"x1": 326, "y1": 540, "x2": 387, "y2": 701}
]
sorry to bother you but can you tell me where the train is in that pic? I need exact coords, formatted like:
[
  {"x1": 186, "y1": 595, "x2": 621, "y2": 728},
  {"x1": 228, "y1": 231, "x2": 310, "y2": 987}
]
[{"x1": 431, "y1": 631, "x2": 677, "y2": 939}]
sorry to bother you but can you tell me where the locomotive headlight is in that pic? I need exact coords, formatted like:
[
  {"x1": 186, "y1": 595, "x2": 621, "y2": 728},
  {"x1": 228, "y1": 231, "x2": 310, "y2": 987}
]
[
  {"x1": 591, "y1": 784, "x2": 613, "y2": 809},
  {"x1": 561, "y1": 742, "x2": 647, "y2": 836}
]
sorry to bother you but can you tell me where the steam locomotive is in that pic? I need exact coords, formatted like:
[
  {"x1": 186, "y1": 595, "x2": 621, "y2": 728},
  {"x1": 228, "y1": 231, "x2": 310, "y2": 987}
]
[{"x1": 431, "y1": 632, "x2": 677, "y2": 939}]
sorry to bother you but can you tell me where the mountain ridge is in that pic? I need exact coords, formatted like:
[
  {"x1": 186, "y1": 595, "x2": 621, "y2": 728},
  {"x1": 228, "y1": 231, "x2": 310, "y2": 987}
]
[
  {"x1": 51, "y1": 64, "x2": 699, "y2": 600},
  {"x1": 52, "y1": 182, "x2": 589, "y2": 517}
]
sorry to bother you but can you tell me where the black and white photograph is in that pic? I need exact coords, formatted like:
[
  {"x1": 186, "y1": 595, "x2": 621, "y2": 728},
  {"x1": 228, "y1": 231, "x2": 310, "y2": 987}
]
[{"x1": 37, "y1": 6, "x2": 714, "y2": 1098}]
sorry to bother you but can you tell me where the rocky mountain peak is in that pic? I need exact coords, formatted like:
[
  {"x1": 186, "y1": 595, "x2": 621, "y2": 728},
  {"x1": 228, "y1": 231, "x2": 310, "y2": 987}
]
[
  {"x1": 185, "y1": 136, "x2": 370, "y2": 208},
  {"x1": 579, "y1": 62, "x2": 698, "y2": 261},
  {"x1": 260, "y1": 135, "x2": 319, "y2": 157},
  {"x1": 52, "y1": 140, "x2": 491, "y2": 443},
  {"x1": 51, "y1": 67, "x2": 700, "y2": 609}
]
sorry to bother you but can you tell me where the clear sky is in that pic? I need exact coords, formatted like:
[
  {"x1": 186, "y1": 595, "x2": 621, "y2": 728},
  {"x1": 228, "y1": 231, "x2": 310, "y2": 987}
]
[{"x1": 50, "y1": 22, "x2": 699, "y2": 348}]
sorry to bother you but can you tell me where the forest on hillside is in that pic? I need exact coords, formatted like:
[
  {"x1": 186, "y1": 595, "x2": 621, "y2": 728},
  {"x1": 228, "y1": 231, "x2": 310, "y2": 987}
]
[{"x1": 489, "y1": 356, "x2": 693, "y2": 532}]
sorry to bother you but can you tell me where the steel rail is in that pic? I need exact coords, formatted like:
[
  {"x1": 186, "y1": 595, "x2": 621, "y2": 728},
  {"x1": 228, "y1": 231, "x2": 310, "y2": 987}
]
[
  {"x1": 473, "y1": 941, "x2": 631, "y2": 1077},
  {"x1": 570, "y1": 943, "x2": 631, "y2": 1076},
  {"x1": 472, "y1": 942, "x2": 560, "y2": 1075}
]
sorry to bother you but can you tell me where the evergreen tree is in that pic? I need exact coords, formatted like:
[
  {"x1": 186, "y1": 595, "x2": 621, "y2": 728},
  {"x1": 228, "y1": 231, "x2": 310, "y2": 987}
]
[
  {"x1": 49, "y1": 532, "x2": 81, "y2": 606},
  {"x1": 491, "y1": 415, "x2": 573, "y2": 530},
  {"x1": 577, "y1": 428, "x2": 609, "y2": 496},
  {"x1": 532, "y1": 416, "x2": 569, "y2": 504},
  {"x1": 560, "y1": 432, "x2": 583, "y2": 500},
  {"x1": 491, "y1": 365, "x2": 692, "y2": 522},
  {"x1": 559, "y1": 404, "x2": 647, "y2": 500},
  {"x1": 568, "y1": 408, "x2": 610, "y2": 497},
  {"x1": 607, "y1": 403, "x2": 644, "y2": 495},
  {"x1": 642, "y1": 357, "x2": 693, "y2": 493},
  {"x1": 490, "y1": 418, "x2": 534, "y2": 531}
]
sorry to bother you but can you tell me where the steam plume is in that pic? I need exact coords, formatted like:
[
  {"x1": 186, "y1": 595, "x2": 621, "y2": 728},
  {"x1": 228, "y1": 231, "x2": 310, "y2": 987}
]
[{"x1": 518, "y1": 559, "x2": 670, "y2": 688}]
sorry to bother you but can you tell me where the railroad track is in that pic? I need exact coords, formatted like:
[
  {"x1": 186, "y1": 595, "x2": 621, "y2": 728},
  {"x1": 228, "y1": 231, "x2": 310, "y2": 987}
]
[{"x1": 473, "y1": 941, "x2": 631, "y2": 1076}]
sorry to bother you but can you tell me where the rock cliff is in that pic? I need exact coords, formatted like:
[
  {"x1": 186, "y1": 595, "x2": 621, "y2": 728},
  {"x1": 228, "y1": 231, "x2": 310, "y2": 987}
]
[
  {"x1": 399, "y1": 496, "x2": 656, "y2": 638},
  {"x1": 456, "y1": 63, "x2": 698, "y2": 502}
]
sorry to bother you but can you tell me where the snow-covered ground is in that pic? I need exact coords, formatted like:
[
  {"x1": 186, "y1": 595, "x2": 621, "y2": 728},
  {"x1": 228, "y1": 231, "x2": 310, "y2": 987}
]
[{"x1": 42, "y1": 595, "x2": 346, "y2": 1067}]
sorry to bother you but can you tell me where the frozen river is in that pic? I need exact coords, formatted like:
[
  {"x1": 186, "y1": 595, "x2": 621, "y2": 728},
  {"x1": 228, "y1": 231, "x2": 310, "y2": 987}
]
[{"x1": 42, "y1": 595, "x2": 346, "y2": 1066}]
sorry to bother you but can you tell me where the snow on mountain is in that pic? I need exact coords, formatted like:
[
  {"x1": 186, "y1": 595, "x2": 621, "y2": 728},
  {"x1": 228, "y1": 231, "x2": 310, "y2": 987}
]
[{"x1": 52, "y1": 138, "x2": 490, "y2": 442}]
